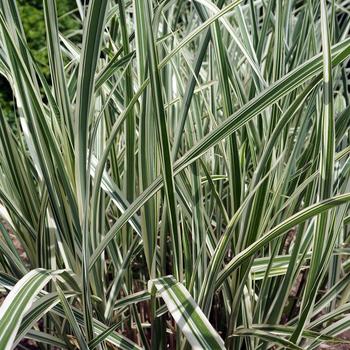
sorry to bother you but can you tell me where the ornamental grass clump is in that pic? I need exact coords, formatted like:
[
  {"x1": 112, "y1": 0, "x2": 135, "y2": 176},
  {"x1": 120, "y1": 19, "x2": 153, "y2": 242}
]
[{"x1": 0, "y1": 0, "x2": 349, "y2": 349}]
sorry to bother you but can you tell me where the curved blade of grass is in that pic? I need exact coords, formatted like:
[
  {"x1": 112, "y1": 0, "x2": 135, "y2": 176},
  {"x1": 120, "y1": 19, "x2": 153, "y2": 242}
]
[
  {"x1": 149, "y1": 275, "x2": 225, "y2": 349},
  {"x1": 24, "y1": 330, "x2": 68, "y2": 348},
  {"x1": 231, "y1": 328, "x2": 303, "y2": 350},
  {"x1": 15, "y1": 290, "x2": 77, "y2": 347},
  {"x1": 0, "y1": 269, "x2": 52, "y2": 350}
]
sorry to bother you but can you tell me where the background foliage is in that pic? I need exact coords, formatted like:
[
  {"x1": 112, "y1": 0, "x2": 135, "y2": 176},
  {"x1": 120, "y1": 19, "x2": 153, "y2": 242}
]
[{"x1": 0, "y1": 0, "x2": 77, "y2": 118}]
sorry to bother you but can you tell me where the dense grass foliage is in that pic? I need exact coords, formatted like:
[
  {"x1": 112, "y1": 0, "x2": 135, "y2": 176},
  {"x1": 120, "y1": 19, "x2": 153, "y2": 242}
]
[{"x1": 0, "y1": 0, "x2": 349, "y2": 349}]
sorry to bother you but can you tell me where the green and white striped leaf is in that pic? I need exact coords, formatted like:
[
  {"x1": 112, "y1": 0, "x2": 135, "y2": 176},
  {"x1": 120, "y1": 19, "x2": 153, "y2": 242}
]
[
  {"x1": 0, "y1": 269, "x2": 52, "y2": 350},
  {"x1": 149, "y1": 276, "x2": 225, "y2": 349}
]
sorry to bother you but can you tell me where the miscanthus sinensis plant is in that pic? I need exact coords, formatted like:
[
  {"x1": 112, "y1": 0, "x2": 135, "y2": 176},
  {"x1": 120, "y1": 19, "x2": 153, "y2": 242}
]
[{"x1": 0, "y1": 0, "x2": 349, "y2": 349}]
